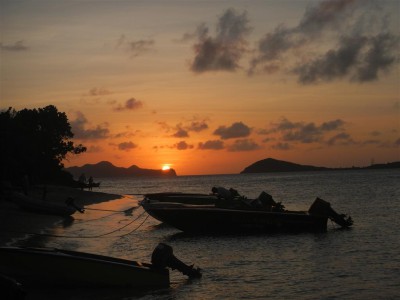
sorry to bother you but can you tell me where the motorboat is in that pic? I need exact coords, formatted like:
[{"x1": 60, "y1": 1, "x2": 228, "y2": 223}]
[
  {"x1": 0, "y1": 245, "x2": 201, "y2": 289},
  {"x1": 141, "y1": 195, "x2": 353, "y2": 233}
]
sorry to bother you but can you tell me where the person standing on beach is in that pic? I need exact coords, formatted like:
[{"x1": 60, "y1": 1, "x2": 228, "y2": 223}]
[
  {"x1": 78, "y1": 173, "x2": 86, "y2": 190},
  {"x1": 88, "y1": 176, "x2": 94, "y2": 191}
]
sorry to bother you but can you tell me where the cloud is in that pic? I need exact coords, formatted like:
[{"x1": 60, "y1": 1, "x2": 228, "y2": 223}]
[
  {"x1": 158, "y1": 119, "x2": 209, "y2": 138},
  {"x1": 227, "y1": 139, "x2": 261, "y2": 152},
  {"x1": 115, "y1": 34, "x2": 126, "y2": 48},
  {"x1": 271, "y1": 142, "x2": 292, "y2": 150},
  {"x1": 88, "y1": 87, "x2": 112, "y2": 96},
  {"x1": 189, "y1": 8, "x2": 252, "y2": 73},
  {"x1": 213, "y1": 121, "x2": 251, "y2": 139},
  {"x1": 294, "y1": 33, "x2": 399, "y2": 84},
  {"x1": 128, "y1": 39, "x2": 155, "y2": 57},
  {"x1": 86, "y1": 145, "x2": 103, "y2": 153},
  {"x1": 70, "y1": 111, "x2": 109, "y2": 140},
  {"x1": 187, "y1": 120, "x2": 209, "y2": 132},
  {"x1": 118, "y1": 141, "x2": 138, "y2": 151},
  {"x1": 263, "y1": 117, "x2": 349, "y2": 146},
  {"x1": 198, "y1": 140, "x2": 224, "y2": 150},
  {"x1": 171, "y1": 141, "x2": 194, "y2": 150},
  {"x1": 249, "y1": 0, "x2": 399, "y2": 83},
  {"x1": 114, "y1": 98, "x2": 143, "y2": 111},
  {"x1": 172, "y1": 128, "x2": 189, "y2": 138},
  {"x1": 0, "y1": 40, "x2": 29, "y2": 51},
  {"x1": 326, "y1": 132, "x2": 356, "y2": 145}
]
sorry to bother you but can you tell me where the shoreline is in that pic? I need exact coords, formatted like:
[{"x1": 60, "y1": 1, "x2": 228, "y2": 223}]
[{"x1": 0, "y1": 185, "x2": 123, "y2": 246}]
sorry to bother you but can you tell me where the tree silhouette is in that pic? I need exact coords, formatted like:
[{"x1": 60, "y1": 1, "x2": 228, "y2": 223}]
[{"x1": 0, "y1": 105, "x2": 86, "y2": 185}]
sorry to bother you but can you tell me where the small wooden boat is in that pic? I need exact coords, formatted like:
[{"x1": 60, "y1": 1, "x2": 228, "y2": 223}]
[
  {"x1": 0, "y1": 245, "x2": 200, "y2": 289},
  {"x1": 141, "y1": 196, "x2": 353, "y2": 233},
  {"x1": 144, "y1": 192, "x2": 217, "y2": 205}
]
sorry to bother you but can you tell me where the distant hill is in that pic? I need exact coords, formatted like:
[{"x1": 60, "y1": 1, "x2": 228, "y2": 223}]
[
  {"x1": 65, "y1": 161, "x2": 177, "y2": 178},
  {"x1": 240, "y1": 158, "x2": 400, "y2": 174}
]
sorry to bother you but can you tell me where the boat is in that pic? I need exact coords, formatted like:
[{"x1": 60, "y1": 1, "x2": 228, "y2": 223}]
[
  {"x1": 144, "y1": 192, "x2": 217, "y2": 205},
  {"x1": 141, "y1": 196, "x2": 353, "y2": 233},
  {"x1": 0, "y1": 245, "x2": 201, "y2": 289},
  {"x1": 10, "y1": 192, "x2": 82, "y2": 217}
]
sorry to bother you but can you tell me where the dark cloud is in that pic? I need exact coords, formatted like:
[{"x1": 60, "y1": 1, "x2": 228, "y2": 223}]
[
  {"x1": 227, "y1": 139, "x2": 261, "y2": 152},
  {"x1": 118, "y1": 141, "x2": 138, "y2": 151},
  {"x1": 172, "y1": 141, "x2": 194, "y2": 150},
  {"x1": 395, "y1": 138, "x2": 400, "y2": 146},
  {"x1": 213, "y1": 121, "x2": 251, "y2": 140},
  {"x1": 0, "y1": 40, "x2": 29, "y2": 51},
  {"x1": 158, "y1": 119, "x2": 209, "y2": 137},
  {"x1": 198, "y1": 140, "x2": 224, "y2": 150},
  {"x1": 187, "y1": 120, "x2": 209, "y2": 132},
  {"x1": 361, "y1": 139, "x2": 381, "y2": 146},
  {"x1": 271, "y1": 142, "x2": 292, "y2": 150},
  {"x1": 326, "y1": 132, "x2": 355, "y2": 145},
  {"x1": 294, "y1": 33, "x2": 399, "y2": 84},
  {"x1": 189, "y1": 8, "x2": 251, "y2": 73},
  {"x1": 70, "y1": 111, "x2": 109, "y2": 140},
  {"x1": 128, "y1": 39, "x2": 155, "y2": 57},
  {"x1": 249, "y1": 0, "x2": 399, "y2": 83},
  {"x1": 264, "y1": 117, "x2": 347, "y2": 145},
  {"x1": 114, "y1": 98, "x2": 143, "y2": 111},
  {"x1": 298, "y1": 0, "x2": 358, "y2": 34},
  {"x1": 88, "y1": 87, "x2": 112, "y2": 96},
  {"x1": 369, "y1": 131, "x2": 381, "y2": 137},
  {"x1": 172, "y1": 128, "x2": 189, "y2": 138},
  {"x1": 86, "y1": 145, "x2": 103, "y2": 153},
  {"x1": 115, "y1": 34, "x2": 126, "y2": 48}
]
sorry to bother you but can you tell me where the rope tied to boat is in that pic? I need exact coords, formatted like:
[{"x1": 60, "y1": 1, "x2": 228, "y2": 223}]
[{"x1": 2, "y1": 210, "x2": 149, "y2": 239}]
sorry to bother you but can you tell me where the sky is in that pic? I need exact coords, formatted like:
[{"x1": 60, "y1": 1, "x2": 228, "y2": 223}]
[{"x1": 1, "y1": 0, "x2": 399, "y2": 175}]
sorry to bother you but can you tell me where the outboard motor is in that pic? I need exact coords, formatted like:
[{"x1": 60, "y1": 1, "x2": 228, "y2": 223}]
[
  {"x1": 151, "y1": 243, "x2": 202, "y2": 279},
  {"x1": 308, "y1": 198, "x2": 353, "y2": 228}
]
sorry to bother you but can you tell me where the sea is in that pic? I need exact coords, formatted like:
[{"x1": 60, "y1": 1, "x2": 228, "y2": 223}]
[{"x1": 12, "y1": 169, "x2": 400, "y2": 300}]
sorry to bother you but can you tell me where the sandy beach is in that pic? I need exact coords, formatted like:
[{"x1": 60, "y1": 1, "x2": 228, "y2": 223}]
[{"x1": 0, "y1": 185, "x2": 123, "y2": 246}]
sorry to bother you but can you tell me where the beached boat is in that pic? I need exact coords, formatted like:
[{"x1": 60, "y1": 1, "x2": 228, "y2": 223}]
[
  {"x1": 0, "y1": 245, "x2": 201, "y2": 289},
  {"x1": 10, "y1": 192, "x2": 82, "y2": 217},
  {"x1": 144, "y1": 192, "x2": 217, "y2": 205},
  {"x1": 141, "y1": 196, "x2": 353, "y2": 233}
]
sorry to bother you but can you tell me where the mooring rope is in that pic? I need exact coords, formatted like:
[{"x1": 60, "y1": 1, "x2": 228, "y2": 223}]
[
  {"x1": 73, "y1": 206, "x2": 138, "y2": 223},
  {"x1": 83, "y1": 207, "x2": 137, "y2": 213},
  {"x1": 2, "y1": 210, "x2": 150, "y2": 239}
]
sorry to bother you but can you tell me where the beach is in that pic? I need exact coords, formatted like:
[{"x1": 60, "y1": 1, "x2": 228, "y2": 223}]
[{"x1": 0, "y1": 185, "x2": 123, "y2": 246}]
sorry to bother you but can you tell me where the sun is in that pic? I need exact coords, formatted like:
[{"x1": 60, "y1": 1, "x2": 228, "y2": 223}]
[{"x1": 162, "y1": 164, "x2": 171, "y2": 171}]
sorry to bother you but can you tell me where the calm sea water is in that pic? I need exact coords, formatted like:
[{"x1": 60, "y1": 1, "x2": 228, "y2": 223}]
[{"x1": 16, "y1": 170, "x2": 400, "y2": 299}]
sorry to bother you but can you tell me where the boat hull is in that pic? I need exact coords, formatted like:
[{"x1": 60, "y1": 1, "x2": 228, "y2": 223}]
[
  {"x1": 0, "y1": 247, "x2": 169, "y2": 289},
  {"x1": 141, "y1": 202, "x2": 328, "y2": 233},
  {"x1": 144, "y1": 192, "x2": 217, "y2": 205}
]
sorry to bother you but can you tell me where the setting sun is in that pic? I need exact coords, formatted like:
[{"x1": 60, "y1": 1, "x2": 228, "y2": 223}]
[{"x1": 162, "y1": 165, "x2": 171, "y2": 171}]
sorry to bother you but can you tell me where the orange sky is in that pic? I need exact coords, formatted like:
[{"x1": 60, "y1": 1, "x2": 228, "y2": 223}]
[{"x1": 1, "y1": 0, "x2": 399, "y2": 175}]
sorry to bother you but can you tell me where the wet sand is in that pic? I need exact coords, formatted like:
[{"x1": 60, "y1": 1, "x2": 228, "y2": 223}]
[{"x1": 0, "y1": 185, "x2": 123, "y2": 246}]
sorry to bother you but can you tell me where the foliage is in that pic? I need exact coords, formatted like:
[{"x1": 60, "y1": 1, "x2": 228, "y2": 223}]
[{"x1": 0, "y1": 105, "x2": 86, "y2": 184}]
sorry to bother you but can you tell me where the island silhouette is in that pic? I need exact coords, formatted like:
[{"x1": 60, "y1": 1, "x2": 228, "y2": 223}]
[
  {"x1": 65, "y1": 158, "x2": 400, "y2": 178},
  {"x1": 241, "y1": 158, "x2": 400, "y2": 174},
  {"x1": 65, "y1": 161, "x2": 177, "y2": 178}
]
